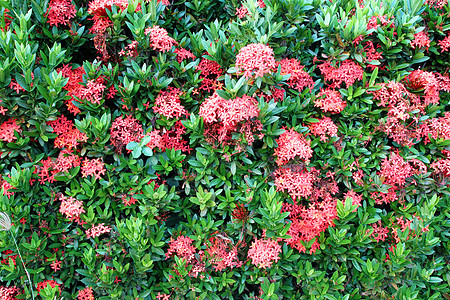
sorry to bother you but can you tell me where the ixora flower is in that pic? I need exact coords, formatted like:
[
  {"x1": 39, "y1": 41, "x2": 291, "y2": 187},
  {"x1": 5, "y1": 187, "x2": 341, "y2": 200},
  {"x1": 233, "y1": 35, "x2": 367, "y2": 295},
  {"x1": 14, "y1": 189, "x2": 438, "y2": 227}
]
[
  {"x1": 235, "y1": 43, "x2": 276, "y2": 78},
  {"x1": 247, "y1": 237, "x2": 281, "y2": 269},
  {"x1": 145, "y1": 25, "x2": 178, "y2": 53},
  {"x1": 45, "y1": 0, "x2": 76, "y2": 27}
]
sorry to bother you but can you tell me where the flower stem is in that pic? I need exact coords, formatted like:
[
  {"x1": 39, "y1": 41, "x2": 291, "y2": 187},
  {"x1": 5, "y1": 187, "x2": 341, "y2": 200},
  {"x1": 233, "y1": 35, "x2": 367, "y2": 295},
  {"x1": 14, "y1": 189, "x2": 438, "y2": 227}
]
[{"x1": 9, "y1": 231, "x2": 35, "y2": 300}]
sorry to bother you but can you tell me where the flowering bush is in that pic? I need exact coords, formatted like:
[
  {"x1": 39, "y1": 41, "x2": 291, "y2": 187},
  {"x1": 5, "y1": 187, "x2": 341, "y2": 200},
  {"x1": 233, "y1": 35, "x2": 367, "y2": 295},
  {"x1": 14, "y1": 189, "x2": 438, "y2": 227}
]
[{"x1": 0, "y1": 0, "x2": 449, "y2": 299}]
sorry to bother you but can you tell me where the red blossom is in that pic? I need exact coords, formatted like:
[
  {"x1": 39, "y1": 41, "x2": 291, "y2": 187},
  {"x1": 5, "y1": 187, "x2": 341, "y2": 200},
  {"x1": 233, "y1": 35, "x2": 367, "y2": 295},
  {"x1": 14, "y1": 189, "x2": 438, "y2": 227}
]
[
  {"x1": 110, "y1": 115, "x2": 143, "y2": 153},
  {"x1": 36, "y1": 280, "x2": 62, "y2": 296},
  {"x1": 247, "y1": 238, "x2": 281, "y2": 268},
  {"x1": 317, "y1": 59, "x2": 363, "y2": 88},
  {"x1": 0, "y1": 119, "x2": 21, "y2": 143},
  {"x1": 235, "y1": 43, "x2": 276, "y2": 78},
  {"x1": 45, "y1": 0, "x2": 76, "y2": 27},
  {"x1": 145, "y1": 25, "x2": 178, "y2": 53},
  {"x1": 153, "y1": 88, "x2": 188, "y2": 119},
  {"x1": 0, "y1": 286, "x2": 21, "y2": 300},
  {"x1": 85, "y1": 223, "x2": 111, "y2": 238},
  {"x1": 174, "y1": 48, "x2": 196, "y2": 63},
  {"x1": 308, "y1": 117, "x2": 338, "y2": 142},
  {"x1": 276, "y1": 58, "x2": 314, "y2": 92},
  {"x1": 274, "y1": 167, "x2": 314, "y2": 200},
  {"x1": 59, "y1": 195, "x2": 85, "y2": 223},
  {"x1": 81, "y1": 158, "x2": 106, "y2": 179},
  {"x1": 78, "y1": 287, "x2": 95, "y2": 300},
  {"x1": 274, "y1": 128, "x2": 312, "y2": 166},
  {"x1": 411, "y1": 31, "x2": 430, "y2": 50},
  {"x1": 315, "y1": 89, "x2": 346, "y2": 113}
]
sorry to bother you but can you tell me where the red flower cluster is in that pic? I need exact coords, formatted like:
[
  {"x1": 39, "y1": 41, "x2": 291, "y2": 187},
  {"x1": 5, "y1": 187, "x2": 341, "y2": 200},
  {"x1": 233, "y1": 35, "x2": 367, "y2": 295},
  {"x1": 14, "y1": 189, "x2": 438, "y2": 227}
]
[
  {"x1": 205, "y1": 236, "x2": 242, "y2": 271},
  {"x1": 153, "y1": 88, "x2": 188, "y2": 119},
  {"x1": 166, "y1": 235, "x2": 206, "y2": 277},
  {"x1": 378, "y1": 151, "x2": 412, "y2": 187},
  {"x1": 276, "y1": 58, "x2": 314, "y2": 92},
  {"x1": 317, "y1": 59, "x2": 364, "y2": 88},
  {"x1": 1, "y1": 250, "x2": 17, "y2": 266},
  {"x1": 235, "y1": 43, "x2": 276, "y2": 78},
  {"x1": 45, "y1": 0, "x2": 76, "y2": 27},
  {"x1": 0, "y1": 118, "x2": 21, "y2": 143},
  {"x1": 274, "y1": 128, "x2": 312, "y2": 166},
  {"x1": 282, "y1": 196, "x2": 337, "y2": 254},
  {"x1": 81, "y1": 158, "x2": 106, "y2": 179},
  {"x1": 438, "y1": 34, "x2": 450, "y2": 52},
  {"x1": 174, "y1": 48, "x2": 196, "y2": 63},
  {"x1": 110, "y1": 115, "x2": 143, "y2": 153},
  {"x1": 199, "y1": 93, "x2": 262, "y2": 149},
  {"x1": 308, "y1": 117, "x2": 338, "y2": 142},
  {"x1": 145, "y1": 25, "x2": 178, "y2": 53},
  {"x1": 0, "y1": 285, "x2": 21, "y2": 300},
  {"x1": 49, "y1": 115, "x2": 88, "y2": 150},
  {"x1": 274, "y1": 167, "x2": 314, "y2": 200},
  {"x1": 85, "y1": 223, "x2": 111, "y2": 238},
  {"x1": 367, "y1": 15, "x2": 392, "y2": 31},
  {"x1": 144, "y1": 121, "x2": 191, "y2": 153},
  {"x1": 57, "y1": 64, "x2": 86, "y2": 115},
  {"x1": 36, "y1": 280, "x2": 62, "y2": 295},
  {"x1": 411, "y1": 31, "x2": 430, "y2": 50},
  {"x1": 195, "y1": 57, "x2": 224, "y2": 92},
  {"x1": 430, "y1": 157, "x2": 450, "y2": 177},
  {"x1": 80, "y1": 79, "x2": 106, "y2": 105},
  {"x1": 315, "y1": 89, "x2": 346, "y2": 113},
  {"x1": 247, "y1": 238, "x2": 281, "y2": 269},
  {"x1": 370, "y1": 220, "x2": 389, "y2": 242},
  {"x1": 59, "y1": 194, "x2": 85, "y2": 223},
  {"x1": 88, "y1": 0, "x2": 128, "y2": 34},
  {"x1": 55, "y1": 149, "x2": 81, "y2": 173},
  {"x1": 425, "y1": 0, "x2": 448, "y2": 8},
  {"x1": 78, "y1": 287, "x2": 95, "y2": 300},
  {"x1": 235, "y1": 5, "x2": 250, "y2": 19},
  {"x1": 1, "y1": 179, "x2": 15, "y2": 199},
  {"x1": 166, "y1": 235, "x2": 197, "y2": 263}
]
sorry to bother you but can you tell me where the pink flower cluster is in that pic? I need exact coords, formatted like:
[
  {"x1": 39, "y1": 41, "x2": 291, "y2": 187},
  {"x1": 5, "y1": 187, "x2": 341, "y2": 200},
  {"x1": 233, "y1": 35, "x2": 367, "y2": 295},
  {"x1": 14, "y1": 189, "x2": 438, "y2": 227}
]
[
  {"x1": 317, "y1": 59, "x2": 363, "y2": 88},
  {"x1": 274, "y1": 167, "x2": 314, "y2": 200},
  {"x1": 247, "y1": 238, "x2": 281, "y2": 269},
  {"x1": 438, "y1": 34, "x2": 450, "y2": 53},
  {"x1": 110, "y1": 115, "x2": 143, "y2": 153},
  {"x1": 378, "y1": 151, "x2": 412, "y2": 187},
  {"x1": 411, "y1": 31, "x2": 430, "y2": 50},
  {"x1": 81, "y1": 158, "x2": 106, "y2": 179},
  {"x1": 282, "y1": 196, "x2": 337, "y2": 254},
  {"x1": 199, "y1": 93, "x2": 262, "y2": 148},
  {"x1": 276, "y1": 58, "x2": 314, "y2": 92},
  {"x1": 0, "y1": 285, "x2": 21, "y2": 300},
  {"x1": 274, "y1": 128, "x2": 312, "y2": 166},
  {"x1": 85, "y1": 223, "x2": 111, "y2": 238},
  {"x1": 78, "y1": 287, "x2": 95, "y2": 300},
  {"x1": 315, "y1": 89, "x2": 346, "y2": 113},
  {"x1": 80, "y1": 79, "x2": 106, "y2": 105},
  {"x1": 174, "y1": 48, "x2": 196, "y2": 63},
  {"x1": 153, "y1": 88, "x2": 188, "y2": 119},
  {"x1": 0, "y1": 118, "x2": 21, "y2": 143},
  {"x1": 165, "y1": 235, "x2": 206, "y2": 277},
  {"x1": 59, "y1": 194, "x2": 85, "y2": 223},
  {"x1": 308, "y1": 117, "x2": 338, "y2": 142},
  {"x1": 235, "y1": 43, "x2": 276, "y2": 78},
  {"x1": 145, "y1": 26, "x2": 178, "y2": 52}
]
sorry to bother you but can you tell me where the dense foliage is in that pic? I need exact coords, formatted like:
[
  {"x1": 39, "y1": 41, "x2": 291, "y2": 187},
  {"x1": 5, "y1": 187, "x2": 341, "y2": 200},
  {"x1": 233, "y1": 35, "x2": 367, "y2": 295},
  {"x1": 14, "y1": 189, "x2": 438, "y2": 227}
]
[{"x1": 0, "y1": 0, "x2": 449, "y2": 299}]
